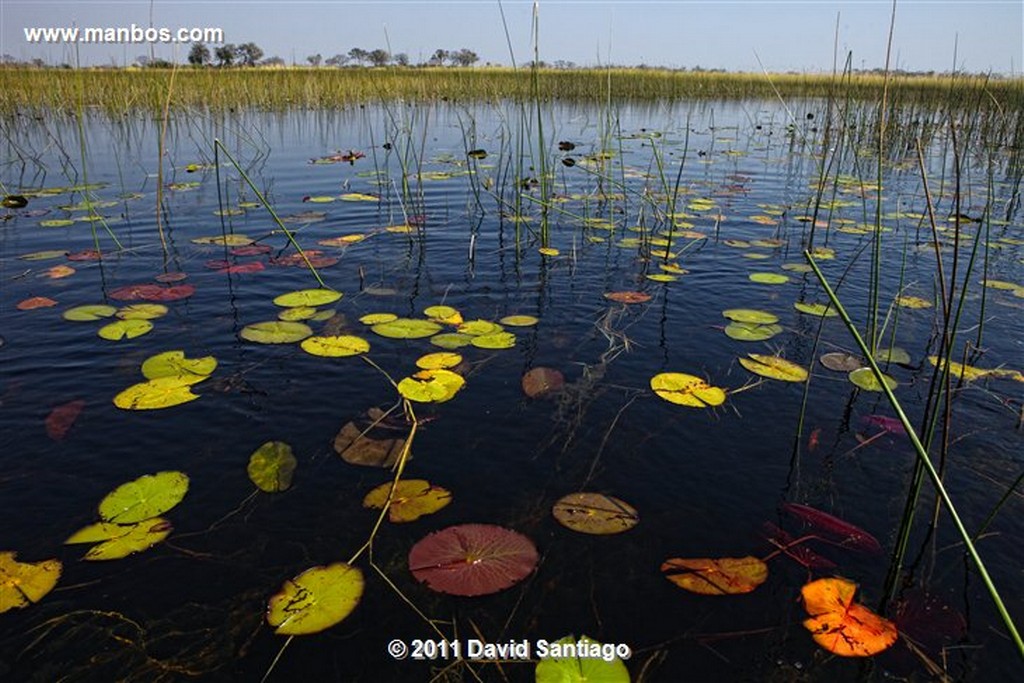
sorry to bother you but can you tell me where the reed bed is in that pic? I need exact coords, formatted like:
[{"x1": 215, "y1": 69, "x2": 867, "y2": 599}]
[{"x1": 1, "y1": 66, "x2": 1021, "y2": 114}]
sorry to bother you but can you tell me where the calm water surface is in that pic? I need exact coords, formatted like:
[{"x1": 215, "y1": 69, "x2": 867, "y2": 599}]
[{"x1": 1, "y1": 101, "x2": 1022, "y2": 681}]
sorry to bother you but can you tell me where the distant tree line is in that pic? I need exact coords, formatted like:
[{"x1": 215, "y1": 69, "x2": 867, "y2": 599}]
[{"x1": 186, "y1": 42, "x2": 479, "y2": 68}]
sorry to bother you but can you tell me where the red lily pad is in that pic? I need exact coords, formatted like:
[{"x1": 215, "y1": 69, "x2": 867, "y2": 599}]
[
  {"x1": 45, "y1": 399, "x2": 86, "y2": 441},
  {"x1": 219, "y1": 262, "x2": 265, "y2": 274},
  {"x1": 604, "y1": 291, "x2": 651, "y2": 304},
  {"x1": 109, "y1": 283, "x2": 195, "y2": 302},
  {"x1": 522, "y1": 367, "x2": 565, "y2": 398},
  {"x1": 67, "y1": 249, "x2": 103, "y2": 262},
  {"x1": 408, "y1": 524, "x2": 539, "y2": 596},
  {"x1": 230, "y1": 244, "x2": 272, "y2": 256},
  {"x1": 154, "y1": 272, "x2": 188, "y2": 283},
  {"x1": 782, "y1": 503, "x2": 882, "y2": 554}
]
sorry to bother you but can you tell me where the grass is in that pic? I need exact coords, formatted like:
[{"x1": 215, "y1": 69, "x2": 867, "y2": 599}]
[{"x1": 1, "y1": 66, "x2": 1021, "y2": 114}]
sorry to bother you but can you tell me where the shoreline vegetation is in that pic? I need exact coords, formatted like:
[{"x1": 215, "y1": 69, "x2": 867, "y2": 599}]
[{"x1": 1, "y1": 66, "x2": 1021, "y2": 113}]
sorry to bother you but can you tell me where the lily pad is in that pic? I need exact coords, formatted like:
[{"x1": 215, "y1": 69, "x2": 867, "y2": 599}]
[
  {"x1": 278, "y1": 306, "x2": 317, "y2": 322},
  {"x1": 333, "y1": 420, "x2": 408, "y2": 468},
  {"x1": 359, "y1": 312, "x2": 398, "y2": 325},
  {"x1": 650, "y1": 373, "x2": 726, "y2": 408},
  {"x1": 141, "y1": 350, "x2": 216, "y2": 382},
  {"x1": 65, "y1": 518, "x2": 173, "y2": 561},
  {"x1": 408, "y1": 524, "x2": 539, "y2": 596},
  {"x1": 801, "y1": 577, "x2": 897, "y2": 657},
  {"x1": 415, "y1": 352, "x2": 463, "y2": 370},
  {"x1": 247, "y1": 441, "x2": 297, "y2": 493},
  {"x1": 552, "y1": 493, "x2": 639, "y2": 535},
  {"x1": 97, "y1": 319, "x2": 154, "y2": 341},
  {"x1": 875, "y1": 347, "x2": 911, "y2": 365},
  {"x1": 849, "y1": 367, "x2": 898, "y2": 392},
  {"x1": 739, "y1": 354, "x2": 808, "y2": 382},
  {"x1": 499, "y1": 314, "x2": 539, "y2": 327},
  {"x1": 458, "y1": 319, "x2": 504, "y2": 336},
  {"x1": 794, "y1": 302, "x2": 839, "y2": 317},
  {"x1": 820, "y1": 352, "x2": 863, "y2": 372},
  {"x1": 470, "y1": 331, "x2": 517, "y2": 349},
  {"x1": 896, "y1": 295, "x2": 932, "y2": 309},
  {"x1": 98, "y1": 471, "x2": 189, "y2": 524},
  {"x1": 397, "y1": 369, "x2": 465, "y2": 403},
  {"x1": 371, "y1": 318, "x2": 442, "y2": 339},
  {"x1": 724, "y1": 321, "x2": 783, "y2": 341},
  {"x1": 116, "y1": 304, "x2": 168, "y2": 320},
  {"x1": 362, "y1": 479, "x2": 452, "y2": 522},
  {"x1": 113, "y1": 377, "x2": 201, "y2": 410},
  {"x1": 423, "y1": 305, "x2": 463, "y2": 325},
  {"x1": 273, "y1": 288, "x2": 342, "y2": 307},
  {"x1": 749, "y1": 273, "x2": 790, "y2": 284},
  {"x1": 0, "y1": 552, "x2": 62, "y2": 613},
  {"x1": 300, "y1": 335, "x2": 370, "y2": 357},
  {"x1": 267, "y1": 563, "x2": 364, "y2": 636},
  {"x1": 240, "y1": 321, "x2": 313, "y2": 344},
  {"x1": 430, "y1": 332, "x2": 474, "y2": 349},
  {"x1": 522, "y1": 367, "x2": 565, "y2": 398},
  {"x1": 722, "y1": 308, "x2": 778, "y2": 324},
  {"x1": 535, "y1": 635, "x2": 631, "y2": 683},
  {"x1": 662, "y1": 556, "x2": 768, "y2": 595},
  {"x1": 604, "y1": 291, "x2": 651, "y2": 304},
  {"x1": 191, "y1": 234, "x2": 253, "y2": 246}
]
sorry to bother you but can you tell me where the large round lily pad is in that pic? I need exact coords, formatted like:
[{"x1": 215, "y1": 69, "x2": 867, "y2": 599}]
[
  {"x1": 240, "y1": 321, "x2": 313, "y2": 344},
  {"x1": 371, "y1": 318, "x2": 442, "y2": 339},
  {"x1": 408, "y1": 524, "x2": 539, "y2": 596},
  {"x1": 300, "y1": 335, "x2": 370, "y2": 357},
  {"x1": 273, "y1": 288, "x2": 342, "y2": 308},
  {"x1": 98, "y1": 471, "x2": 189, "y2": 524},
  {"x1": 267, "y1": 562, "x2": 364, "y2": 635}
]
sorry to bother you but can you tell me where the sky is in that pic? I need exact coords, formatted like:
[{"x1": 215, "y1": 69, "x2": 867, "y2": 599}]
[{"x1": 1, "y1": 1, "x2": 1021, "y2": 74}]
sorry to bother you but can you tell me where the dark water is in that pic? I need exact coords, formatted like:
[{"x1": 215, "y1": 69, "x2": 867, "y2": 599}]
[{"x1": 1, "y1": 101, "x2": 1022, "y2": 682}]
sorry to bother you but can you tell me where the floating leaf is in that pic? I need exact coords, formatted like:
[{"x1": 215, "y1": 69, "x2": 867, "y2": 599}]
[
  {"x1": 535, "y1": 635, "x2": 631, "y2": 683},
  {"x1": 650, "y1": 373, "x2": 726, "y2": 408},
  {"x1": 191, "y1": 234, "x2": 253, "y2": 246},
  {"x1": 927, "y1": 356, "x2": 989, "y2": 382},
  {"x1": 408, "y1": 524, "x2": 539, "y2": 596},
  {"x1": 820, "y1": 352, "x2": 863, "y2": 372},
  {"x1": 113, "y1": 377, "x2": 200, "y2": 410},
  {"x1": 470, "y1": 331, "x2": 516, "y2": 349},
  {"x1": 739, "y1": 354, "x2": 808, "y2": 382},
  {"x1": 416, "y1": 352, "x2": 462, "y2": 370},
  {"x1": 522, "y1": 367, "x2": 564, "y2": 398},
  {"x1": 141, "y1": 351, "x2": 216, "y2": 382},
  {"x1": 273, "y1": 288, "x2": 342, "y2": 308},
  {"x1": 363, "y1": 479, "x2": 452, "y2": 522},
  {"x1": 0, "y1": 552, "x2": 61, "y2": 613},
  {"x1": 372, "y1": 318, "x2": 442, "y2": 339},
  {"x1": 17, "y1": 296, "x2": 58, "y2": 310},
  {"x1": 423, "y1": 305, "x2": 463, "y2": 325},
  {"x1": 782, "y1": 262, "x2": 814, "y2": 273},
  {"x1": 300, "y1": 335, "x2": 370, "y2": 357},
  {"x1": 98, "y1": 471, "x2": 189, "y2": 524},
  {"x1": 247, "y1": 441, "x2": 297, "y2": 493},
  {"x1": 794, "y1": 302, "x2": 838, "y2": 317},
  {"x1": 849, "y1": 367, "x2": 898, "y2": 392},
  {"x1": 499, "y1": 314, "x2": 538, "y2": 327},
  {"x1": 97, "y1": 319, "x2": 153, "y2": 341},
  {"x1": 458, "y1": 319, "x2": 504, "y2": 336},
  {"x1": 761, "y1": 522, "x2": 837, "y2": 570},
  {"x1": 65, "y1": 518, "x2": 172, "y2": 561},
  {"x1": 862, "y1": 414, "x2": 906, "y2": 435},
  {"x1": 538, "y1": 247, "x2": 560, "y2": 256},
  {"x1": 782, "y1": 503, "x2": 882, "y2": 554},
  {"x1": 801, "y1": 577, "x2": 897, "y2": 657},
  {"x1": 552, "y1": 493, "x2": 639, "y2": 535},
  {"x1": 749, "y1": 273, "x2": 790, "y2": 285},
  {"x1": 109, "y1": 283, "x2": 195, "y2": 302},
  {"x1": 240, "y1": 321, "x2": 313, "y2": 344},
  {"x1": 45, "y1": 399, "x2": 85, "y2": 441},
  {"x1": 116, "y1": 304, "x2": 168, "y2": 320},
  {"x1": 267, "y1": 563, "x2": 364, "y2": 636},
  {"x1": 604, "y1": 291, "x2": 651, "y2": 304},
  {"x1": 19, "y1": 250, "x2": 68, "y2": 261},
  {"x1": 359, "y1": 312, "x2": 398, "y2": 325},
  {"x1": 278, "y1": 306, "x2": 317, "y2": 322},
  {"x1": 895, "y1": 295, "x2": 932, "y2": 309},
  {"x1": 339, "y1": 192, "x2": 379, "y2": 202},
  {"x1": 397, "y1": 369, "x2": 465, "y2": 403},
  {"x1": 646, "y1": 273, "x2": 678, "y2": 282},
  {"x1": 724, "y1": 321, "x2": 783, "y2": 341},
  {"x1": 875, "y1": 347, "x2": 911, "y2": 365},
  {"x1": 63, "y1": 304, "x2": 118, "y2": 321},
  {"x1": 333, "y1": 420, "x2": 407, "y2": 468},
  {"x1": 661, "y1": 556, "x2": 768, "y2": 595},
  {"x1": 45, "y1": 265, "x2": 75, "y2": 279},
  {"x1": 430, "y1": 332, "x2": 474, "y2": 349},
  {"x1": 722, "y1": 308, "x2": 778, "y2": 324}
]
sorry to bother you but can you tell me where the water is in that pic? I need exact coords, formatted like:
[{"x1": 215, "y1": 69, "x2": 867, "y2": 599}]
[{"x1": 1, "y1": 101, "x2": 1022, "y2": 682}]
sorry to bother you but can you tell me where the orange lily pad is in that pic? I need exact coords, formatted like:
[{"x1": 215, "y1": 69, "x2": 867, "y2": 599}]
[
  {"x1": 801, "y1": 577, "x2": 898, "y2": 657},
  {"x1": 661, "y1": 556, "x2": 768, "y2": 595}
]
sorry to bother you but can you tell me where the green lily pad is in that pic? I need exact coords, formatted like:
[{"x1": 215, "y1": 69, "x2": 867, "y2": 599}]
[
  {"x1": 141, "y1": 350, "x2": 217, "y2": 382},
  {"x1": 266, "y1": 563, "x2": 364, "y2": 635},
  {"x1": 65, "y1": 518, "x2": 172, "y2": 561},
  {"x1": 416, "y1": 352, "x2": 463, "y2": 370},
  {"x1": 359, "y1": 312, "x2": 398, "y2": 325},
  {"x1": 273, "y1": 288, "x2": 342, "y2": 308},
  {"x1": 363, "y1": 479, "x2": 452, "y2": 522},
  {"x1": 300, "y1": 335, "x2": 370, "y2": 357},
  {"x1": 191, "y1": 234, "x2": 253, "y2": 246},
  {"x1": 371, "y1": 318, "x2": 442, "y2": 339},
  {"x1": 116, "y1": 304, "x2": 168, "y2": 320},
  {"x1": 39, "y1": 219, "x2": 76, "y2": 228},
  {"x1": 781, "y1": 263, "x2": 813, "y2": 273},
  {"x1": 397, "y1": 369, "x2": 465, "y2": 403},
  {"x1": 722, "y1": 309, "x2": 779, "y2": 324},
  {"x1": 794, "y1": 302, "x2": 839, "y2": 317},
  {"x1": 240, "y1": 321, "x2": 313, "y2": 344},
  {"x1": 874, "y1": 347, "x2": 911, "y2": 365},
  {"x1": 97, "y1": 319, "x2": 154, "y2": 341},
  {"x1": 98, "y1": 471, "x2": 189, "y2": 524},
  {"x1": 739, "y1": 354, "x2": 808, "y2": 382},
  {"x1": 423, "y1": 305, "x2": 463, "y2": 324},
  {"x1": 63, "y1": 304, "x2": 117, "y2": 321},
  {"x1": 651, "y1": 373, "x2": 726, "y2": 408},
  {"x1": 247, "y1": 441, "x2": 297, "y2": 493},
  {"x1": 535, "y1": 635, "x2": 631, "y2": 683},
  {"x1": 429, "y1": 332, "x2": 475, "y2": 349},
  {"x1": 749, "y1": 273, "x2": 790, "y2": 285},
  {"x1": 724, "y1": 322, "x2": 783, "y2": 341},
  {"x1": 849, "y1": 367, "x2": 898, "y2": 391},
  {"x1": 113, "y1": 377, "x2": 201, "y2": 410},
  {"x1": 278, "y1": 306, "x2": 318, "y2": 322},
  {"x1": 458, "y1": 319, "x2": 504, "y2": 336},
  {"x1": 0, "y1": 552, "x2": 62, "y2": 613},
  {"x1": 471, "y1": 331, "x2": 517, "y2": 349},
  {"x1": 19, "y1": 249, "x2": 68, "y2": 260}
]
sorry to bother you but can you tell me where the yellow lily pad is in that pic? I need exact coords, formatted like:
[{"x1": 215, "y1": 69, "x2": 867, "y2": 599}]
[
  {"x1": 267, "y1": 563, "x2": 364, "y2": 636},
  {"x1": 240, "y1": 321, "x2": 313, "y2": 344},
  {"x1": 429, "y1": 332, "x2": 475, "y2": 349},
  {"x1": 98, "y1": 471, "x2": 189, "y2": 524},
  {"x1": 372, "y1": 318, "x2": 442, "y2": 339},
  {"x1": 278, "y1": 306, "x2": 318, "y2": 322},
  {"x1": 423, "y1": 305, "x2": 464, "y2": 325},
  {"x1": 116, "y1": 304, "x2": 168, "y2": 320},
  {"x1": 471, "y1": 331, "x2": 517, "y2": 349},
  {"x1": 300, "y1": 335, "x2": 370, "y2": 357},
  {"x1": 895, "y1": 295, "x2": 932, "y2": 309},
  {"x1": 113, "y1": 377, "x2": 201, "y2": 410},
  {"x1": 362, "y1": 479, "x2": 452, "y2": 522},
  {"x1": 662, "y1": 556, "x2": 768, "y2": 595},
  {"x1": 849, "y1": 367, "x2": 898, "y2": 391},
  {"x1": 63, "y1": 304, "x2": 117, "y2": 321},
  {"x1": 415, "y1": 352, "x2": 463, "y2": 370},
  {"x1": 650, "y1": 373, "x2": 726, "y2": 408},
  {"x1": 141, "y1": 350, "x2": 216, "y2": 382},
  {"x1": 794, "y1": 302, "x2": 839, "y2": 317},
  {"x1": 739, "y1": 354, "x2": 808, "y2": 382},
  {"x1": 247, "y1": 441, "x2": 297, "y2": 493},
  {"x1": 397, "y1": 369, "x2": 465, "y2": 403},
  {"x1": 65, "y1": 518, "x2": 172, "y2": 561},
  {"x1": 0, "y1": 552, "x2": 62, "y2": 613},
  {"x1": 359, "y1": 312, "x2": 398, "y2": 325},
  {"x1": 500, "y1": 314, "x2": 539, "y2": 327},
  {"x1": 552, "y1": 493, "x2": 639, "y2": 535},
  {"x1": 273, "y1": 288, "x2": 342, "y2": 307},
  {"x1": 458, "y1": 319, "x2": 504, "y2": 336},
  {"x1": 98, "y1": 319, "x2": 153, "y2": 341}
]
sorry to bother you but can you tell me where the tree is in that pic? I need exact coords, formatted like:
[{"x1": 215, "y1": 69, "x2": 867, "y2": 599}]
[
  {"x1": 368, "y1": 48, "x2": 390, "y2": 67},
  {"x1": 306, "y1": 53, "x2": 322, "y2": 67},
  {"x1": 325, "y1": 54, "x2": 348, "y2": 67},
  {"x1": 451, "y1": 48, "x2": 478, "y2": 67},
  {"x1": 261, "y1": 56, "x2": 286, "y2": 66},
  {"x1": 393, "y1": 52, "x2": 409, "y2": 67},
  {"x1": 347, "y1": 48, "x2": 369, "y2": 66},
  {"x1": 428, "y1": 48, "x2": 449, "y2": 66},
  {"x1": 236, "y1": 42, "x2": 264, "y2": 67},
  {"x1": 214, "y1": 44, "x2": 235, "y2": 67},
  {"x1": 188, "y1": 42, "x2": 210, "y2": 66}
]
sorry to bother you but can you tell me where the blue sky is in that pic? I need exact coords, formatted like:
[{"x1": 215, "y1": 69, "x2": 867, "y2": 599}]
[{"x1": 2, "y1": 1, "x2": 1021, "y2": 74}]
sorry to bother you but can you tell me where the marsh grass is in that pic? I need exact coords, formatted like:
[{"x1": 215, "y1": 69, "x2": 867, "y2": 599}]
[{"x1": 2, "y1": 66, "x2": 1021, "y2": 114}]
